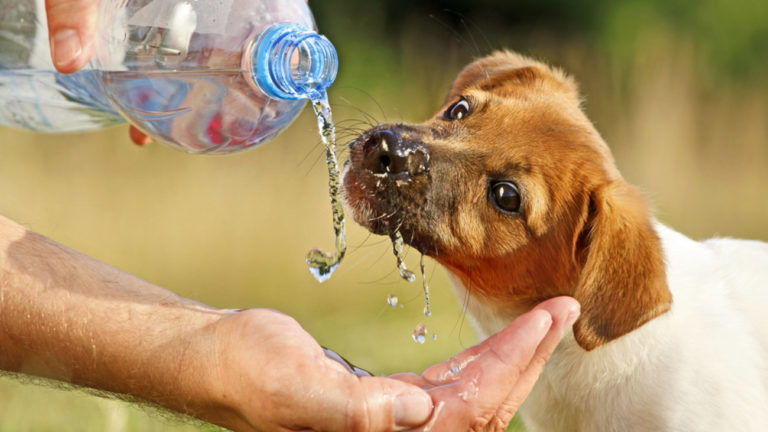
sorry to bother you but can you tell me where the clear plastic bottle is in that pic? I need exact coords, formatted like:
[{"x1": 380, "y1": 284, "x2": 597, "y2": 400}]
[{"x1": 0, "y1": 0, "x2": 337, "y2": 154}]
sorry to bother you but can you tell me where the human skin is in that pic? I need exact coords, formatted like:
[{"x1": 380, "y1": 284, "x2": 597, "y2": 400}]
[
  {"x1": 0, "y1": 214, "x2": 579, "y2": 431},
  {"x1": 45, "y1": 0, "x2": 152, "y2": 145}
]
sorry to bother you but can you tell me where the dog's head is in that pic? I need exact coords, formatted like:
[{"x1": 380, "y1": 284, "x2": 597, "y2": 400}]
[{"x1": 341, "y1": 51, "x2": 671, "y2": 351}]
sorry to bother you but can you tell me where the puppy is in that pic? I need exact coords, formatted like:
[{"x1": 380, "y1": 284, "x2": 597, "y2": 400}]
[{"x1": 341, "y1": 51, "x2": 768, "y2": 431}]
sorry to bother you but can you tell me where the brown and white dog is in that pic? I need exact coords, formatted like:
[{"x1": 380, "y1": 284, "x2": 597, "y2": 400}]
[{"x1": 341, "y1": 51, "x2": 768, "y2": 431}]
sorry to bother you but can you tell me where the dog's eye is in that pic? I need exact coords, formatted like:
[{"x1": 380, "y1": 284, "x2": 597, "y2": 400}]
[
  {"x1": 444, "y1": 99, "x2": 470, "y2": 121},
  {"x1": 490, "y1": 181, "x2": 521, "y2": 214}
]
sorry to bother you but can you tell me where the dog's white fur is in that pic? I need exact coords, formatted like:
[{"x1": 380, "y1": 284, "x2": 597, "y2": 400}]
[{"x1": 452, "y1": 222, "x2": 768, "y2": 431}]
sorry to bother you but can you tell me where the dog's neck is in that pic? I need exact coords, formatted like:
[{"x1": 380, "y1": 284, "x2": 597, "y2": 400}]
[
  {"x1": 436, "y1": 230, "x2": 582, "y2": 320},
  {"x1": 445, "y1": 264, "x2": 674, "y2": 366},
  {"x1": 445, "y1": 270, "x2": 537, "y2": 340}
]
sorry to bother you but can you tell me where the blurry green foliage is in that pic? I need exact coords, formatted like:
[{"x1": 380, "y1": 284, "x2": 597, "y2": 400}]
[{"x1": 312, "y1": 0, "x2": 768, "y2": 80}]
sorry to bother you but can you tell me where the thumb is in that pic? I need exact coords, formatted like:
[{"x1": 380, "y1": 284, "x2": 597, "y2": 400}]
[
  {"x1": 304, "y1": 375, "x2": 434, "y2": 432},
  {"x1": 46, "y1": 0, "x2": 99, "y2": 73}
]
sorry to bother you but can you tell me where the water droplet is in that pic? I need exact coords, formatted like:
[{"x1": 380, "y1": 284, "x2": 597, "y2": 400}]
[
  {"x1": 387, "y1": 294, "x2": 399, "y2": 307},
  {"x1": 306, "y1": 94, "x2": 346, "y2": 282},
  {"x1": 420, "y1": 254, "x2": 432, "y2": 317},
  {"x1": 306, "y1": 250, "x2": 341, "y2": 282},
  {"x1": 391, "y1": 231, "x2": 415, "y2": 282},
  {"x1": 412, "y1": 324, "x2": 427, "y2": 344},
  {"x1": 457, "y1": 377, "x2": 480, "y2": 401}
]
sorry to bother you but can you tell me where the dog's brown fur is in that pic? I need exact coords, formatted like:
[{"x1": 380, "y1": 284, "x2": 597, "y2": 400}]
[{"x1": 342, "y1": 51, "x2": 672, "y2": 350}]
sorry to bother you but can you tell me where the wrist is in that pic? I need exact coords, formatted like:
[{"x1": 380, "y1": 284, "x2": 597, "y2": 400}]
[
  {"x1": 171, "y1": 308, "x2": 251, "y2": 430},
  {"x1": 133, "y1": 305, "x2": 234, "y2": 422},
  {"x1": 183, "y1": 308, "x2": 308, "y2": 432}
]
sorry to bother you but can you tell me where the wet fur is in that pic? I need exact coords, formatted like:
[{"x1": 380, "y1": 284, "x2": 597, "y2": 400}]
[{"x1": 342, "y1": 51, "x2": 768, "y2": 431}]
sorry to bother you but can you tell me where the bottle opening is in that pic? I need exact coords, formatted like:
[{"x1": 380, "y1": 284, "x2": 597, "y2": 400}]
[{"x1": 250, "y1": 23, "x2": 338, "y2": 101}]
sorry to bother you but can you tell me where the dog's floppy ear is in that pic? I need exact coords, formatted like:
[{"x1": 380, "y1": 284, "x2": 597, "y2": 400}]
[{"x1": 571, "y1": 181, "x2": 672, "y2": 351}]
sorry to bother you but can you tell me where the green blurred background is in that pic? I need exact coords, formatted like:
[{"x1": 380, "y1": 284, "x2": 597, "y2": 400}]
[{"x1": 1, "y1": 0, "x2": 767, "y2": 430}]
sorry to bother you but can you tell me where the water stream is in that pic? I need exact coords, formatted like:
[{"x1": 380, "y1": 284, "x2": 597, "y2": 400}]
[{"x1": 305, "y1": 93, "x2": 347, "y2": 282}]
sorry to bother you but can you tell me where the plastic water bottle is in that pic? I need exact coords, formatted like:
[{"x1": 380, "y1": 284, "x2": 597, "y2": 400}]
[{"x1": 0, "y1": 0, "x2": 337, "y2": 154}]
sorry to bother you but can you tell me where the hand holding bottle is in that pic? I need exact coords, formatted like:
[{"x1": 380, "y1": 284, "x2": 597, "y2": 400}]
[
  {"x1": 9, "y1": 0, "x2": 331, "y2": 151},
  {"x1": 44, "y1": 0, "x2": 146, "y2": 144},
  {"x1": 45, "y1": 0, "x2": 98, "y2": 73}
]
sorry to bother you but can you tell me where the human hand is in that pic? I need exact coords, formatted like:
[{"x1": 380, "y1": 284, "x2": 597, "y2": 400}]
[
  {"x1": 45, "y1": 0, "x2": 97, "y2": 73},
  {"x1": 192, "y1": 308, "x2": 435, "y2": 432},
  {"x1": 44, "y1": 0, "x2": 311, "y2": 147},
  {"x1": 191, "y1": 297, "x2": 578, "y2": 432},
  {"x1": 391, "y1": 296, "x2": 580, "y2": 432},
  {"x1": 45, "y1": 0, "x2": 151, "y2": 145}
]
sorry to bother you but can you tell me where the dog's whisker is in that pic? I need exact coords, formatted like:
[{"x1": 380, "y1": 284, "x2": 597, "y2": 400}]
[
  {"x1": 337, "y1": 91, "x2": 388, "y2": 123},
  {"x1": 366, "y1": 205, "x2": 402, "y2": 223},
  {"x1": 347, "y1": 230, "x2": 388, "y2": 251},
  {"x1": 328, "y1": 99, "x2": 381, "y2": 128},
  {"x1": 451, "y1": 263, "x2": 473, "y2": 350},
  {"x1": 457, "y1": 13, "x2": 495, "y2": 58},
  {"x1": 303, "y1": 140, "x2": 328, "y2": 175}
]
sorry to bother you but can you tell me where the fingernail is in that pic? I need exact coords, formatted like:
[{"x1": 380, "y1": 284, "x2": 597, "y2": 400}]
[
  {"x1": 394, "y1": 391, "x2": 433, "y2": 429},
  {"x1": 51, "y1": 29, "x2": 82, "y2": 69},
  {"x1": 129, "y1": 126, "x2": 153, "y2": 146},
  {"x1": 565, "y1": 303, "x2": 581, "y2": 328}
]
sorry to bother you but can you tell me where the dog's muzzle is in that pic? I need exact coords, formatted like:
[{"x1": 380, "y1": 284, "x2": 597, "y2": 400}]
[{"x1": 361, "y1": 128, "x2": 430, "y2": 182}]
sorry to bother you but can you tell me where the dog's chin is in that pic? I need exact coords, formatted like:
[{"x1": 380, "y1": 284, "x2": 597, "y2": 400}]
[
  {"x1": 340, "y1": 164, "x2": 387, "y2": 236},
  {"x1": 341, "y1": 164, "x2": 438, "y2": 255}
]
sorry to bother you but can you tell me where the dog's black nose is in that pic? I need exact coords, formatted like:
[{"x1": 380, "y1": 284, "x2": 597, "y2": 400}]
[{"x1": 362, "y1": 129, "x2": 429, "y2": 180}]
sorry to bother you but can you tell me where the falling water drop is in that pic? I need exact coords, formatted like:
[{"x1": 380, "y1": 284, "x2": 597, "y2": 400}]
[
  {"x1": 420, "y1": 254, "x2": 432, "y2": 317},
  {"x1": 391, "y1": 231, "x2": 415, "y2": 282},
  {"x1": 386, "y1": 294, "x2": 399, "y2": 307},
  {"x1": 412, "y1": 324, "x2": 428, "y2": 344}
]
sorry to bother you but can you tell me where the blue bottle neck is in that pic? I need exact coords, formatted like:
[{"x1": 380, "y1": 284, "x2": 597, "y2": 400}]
[{"x1": 250, "y1": 23, "x2": 338, "y2": 101}]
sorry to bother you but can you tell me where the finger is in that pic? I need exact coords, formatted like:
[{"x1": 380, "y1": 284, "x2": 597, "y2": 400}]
[
  {"x1": 46, "y1": 0, "x2": 99, "y2": 73},
  {"x1": 293, "y1": 373, "x2": 434, "y2": 432},
  {"x1": 420, "y1": 347, "x2": 484, "y2": 385},
  {"x1": 492, "y1": 297, "x2": 580, "y2": 426},
  {"x1": 389, "y1": 372, "x2": 429, "y2": 387},
  {"x1": 421, "y1": 328, "x2": 513, "y2": 385},
  {"x1": 422, "y1": 297, "x2": 576, "y2": 386},
  {"x1": 130, "y1": 126, "x2": 153, "y2": 146},
  {"x1": 422, "y1": 308, "x2": 553, "y2": 430}
]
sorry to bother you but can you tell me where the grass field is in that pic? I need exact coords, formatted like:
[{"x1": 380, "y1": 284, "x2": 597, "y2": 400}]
[{"x1": 1, "y1": 20, "x2": 766, "y2": 432}]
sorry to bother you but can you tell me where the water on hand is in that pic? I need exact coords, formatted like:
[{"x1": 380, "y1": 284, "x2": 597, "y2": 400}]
[{"x1": 306, "y1": 92, "x2": 347, "y2": 282}]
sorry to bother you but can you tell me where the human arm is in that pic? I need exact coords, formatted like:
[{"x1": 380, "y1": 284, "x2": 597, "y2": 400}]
[
  {"x1": 0, "y1": 214, "x2": 436, "y2": 430},
  {"x1": 0, "y1": 214, "x2": 229, "y2": 420},
  {"x1": 0, "y1": 213, "x2": 578, "y2": 431}
]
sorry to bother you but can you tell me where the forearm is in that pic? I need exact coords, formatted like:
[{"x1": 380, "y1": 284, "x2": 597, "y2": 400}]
[{"x1": 0, "y1": 215, "x2": 224, "y2": 416}]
